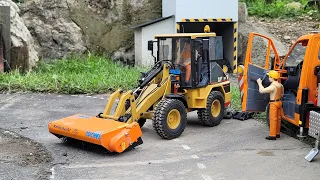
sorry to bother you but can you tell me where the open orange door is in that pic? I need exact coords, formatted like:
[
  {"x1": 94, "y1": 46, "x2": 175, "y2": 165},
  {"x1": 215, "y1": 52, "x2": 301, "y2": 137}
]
[{"x1": 242, "y1": 32, "x2": 281, "y2": 112}]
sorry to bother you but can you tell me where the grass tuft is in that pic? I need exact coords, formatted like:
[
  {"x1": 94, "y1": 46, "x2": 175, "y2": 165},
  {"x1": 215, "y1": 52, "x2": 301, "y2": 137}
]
[
  {"x1": 231, "y1": 85, "x2": 241, "y2": 111},
  {"x1": 0, "y1": 54, "x2": 146, "y2": 94}
]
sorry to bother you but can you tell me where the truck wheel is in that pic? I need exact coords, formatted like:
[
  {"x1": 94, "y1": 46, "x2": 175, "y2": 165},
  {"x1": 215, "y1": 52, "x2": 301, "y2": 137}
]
[
  {"x1": 198, "y1": 91, "x2": 225, "y2": 127},
  {"x1": 152, "y1": 99, "x2": 187, "y2": 139}
]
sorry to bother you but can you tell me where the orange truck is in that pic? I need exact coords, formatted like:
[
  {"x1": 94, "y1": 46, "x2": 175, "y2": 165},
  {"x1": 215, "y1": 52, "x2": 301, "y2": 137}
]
[{"x1": 239, "y1": 31, "x2": 320, "y2": 140}]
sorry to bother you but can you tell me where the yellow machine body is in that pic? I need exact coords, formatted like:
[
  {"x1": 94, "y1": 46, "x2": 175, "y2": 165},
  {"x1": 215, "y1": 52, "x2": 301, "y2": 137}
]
[{"x1": 48, "y1": 32, "x2": 232, "y2": 153}]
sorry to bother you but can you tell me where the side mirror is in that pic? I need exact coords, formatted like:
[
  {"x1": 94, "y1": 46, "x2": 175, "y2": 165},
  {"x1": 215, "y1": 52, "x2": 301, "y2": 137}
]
[
  {"x1": 147, "y1": 40, "x2": 157, "y2": 63},
  {"x1": 148, "y1": 40, "x2": 153, "y2": 51}
]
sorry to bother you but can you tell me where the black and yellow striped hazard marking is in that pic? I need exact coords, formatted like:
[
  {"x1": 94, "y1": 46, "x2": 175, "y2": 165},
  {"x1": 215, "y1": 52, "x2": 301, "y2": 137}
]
[
  {"x1": 177, "y1": 18, "x2": 238, "y2": 73},
  {"x1": 176, "y1": 22, "x2": 180, "y2": 33},
  {"x1": 181, "y1": 18, "x2": 233, "y2": 22},
  {"x1": 233, "y1": 22, "x2": 237, "y2": 74}
]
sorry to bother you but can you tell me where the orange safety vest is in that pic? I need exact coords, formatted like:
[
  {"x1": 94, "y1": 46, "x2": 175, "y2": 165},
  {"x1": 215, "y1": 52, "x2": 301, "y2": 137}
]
[{"x1": 182, "y1": 45, "x2": 191, "y2": 60}]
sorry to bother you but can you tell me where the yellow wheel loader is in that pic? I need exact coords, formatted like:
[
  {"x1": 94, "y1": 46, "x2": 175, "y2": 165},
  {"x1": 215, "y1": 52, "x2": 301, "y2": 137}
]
[{"x1": 48, "y1": 30, "x2": 232, "y2": 153}]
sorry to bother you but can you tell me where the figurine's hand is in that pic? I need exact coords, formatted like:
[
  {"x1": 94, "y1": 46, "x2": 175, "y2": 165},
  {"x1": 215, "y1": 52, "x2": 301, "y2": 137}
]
[{"x1": 257, "y1": 78, "x2": 262, "y2": 84}]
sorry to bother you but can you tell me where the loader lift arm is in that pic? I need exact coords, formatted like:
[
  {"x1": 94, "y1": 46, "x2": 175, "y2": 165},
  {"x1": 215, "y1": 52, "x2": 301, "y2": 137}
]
[
  {"x1": 99, "y1": 61, "x2": 173, "y2": 124},
  {"x1": 48, "y1": 62, "x2": 174, "y2": 153}
]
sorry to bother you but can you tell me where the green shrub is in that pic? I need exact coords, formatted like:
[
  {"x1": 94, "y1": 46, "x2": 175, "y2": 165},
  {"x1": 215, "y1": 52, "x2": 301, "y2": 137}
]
[{"x1": 241, "y1": 0, "x2": 320, "y2": 19}]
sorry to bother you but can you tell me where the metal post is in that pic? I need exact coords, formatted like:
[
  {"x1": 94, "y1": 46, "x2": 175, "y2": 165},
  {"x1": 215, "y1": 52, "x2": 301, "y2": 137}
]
[
  {"x1": 315, "y1": 134, "x2": 320, "y2": 149},
  {"x1": 0, "y1": 25, "x2": 3, "y2": 72},
  {"x1": 298, "y1": 88, "x2": 309, "y2": 138},
  {"x1": 0, "y1": 6, "x2": 11, "y2": 72}
]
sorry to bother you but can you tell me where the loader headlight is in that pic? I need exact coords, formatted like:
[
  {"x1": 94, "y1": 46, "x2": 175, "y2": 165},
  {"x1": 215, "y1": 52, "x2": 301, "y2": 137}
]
[
  {"x1": 223, "y1": 65, "x2": 228, "y2": 73},
  {"x1": 237, "y1": 65, "x2": 244, "y2": 75}
]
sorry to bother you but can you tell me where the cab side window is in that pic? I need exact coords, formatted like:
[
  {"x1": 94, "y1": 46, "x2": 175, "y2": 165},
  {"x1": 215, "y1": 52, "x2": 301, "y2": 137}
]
[{"x1": 285, "y1": 40, "x2": 308, "y2": 67}]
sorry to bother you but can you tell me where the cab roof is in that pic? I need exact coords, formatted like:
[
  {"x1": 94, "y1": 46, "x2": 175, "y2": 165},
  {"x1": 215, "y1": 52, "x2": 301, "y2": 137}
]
[
  {"x1": 155, "y1": 33, "x2": 216, "y2": 39},
  {"x1": 296, "y1": 31, "x2": 320, "y2": 41}
]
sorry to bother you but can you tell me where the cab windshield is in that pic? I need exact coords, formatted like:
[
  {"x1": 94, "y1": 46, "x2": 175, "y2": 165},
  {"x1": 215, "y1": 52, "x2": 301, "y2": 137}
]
[
  {"x1": 158, "y1": 37, "x2": 193, "y2": 86},
  {"x1": 158, "y1": 37, "x2": 191, "y2": 65}
]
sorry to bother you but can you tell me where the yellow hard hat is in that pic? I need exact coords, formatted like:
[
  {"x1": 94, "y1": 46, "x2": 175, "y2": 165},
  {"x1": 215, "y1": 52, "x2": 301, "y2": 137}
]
[{"x1": 267, "y1": 70, "x2": 280, "y2": 79}]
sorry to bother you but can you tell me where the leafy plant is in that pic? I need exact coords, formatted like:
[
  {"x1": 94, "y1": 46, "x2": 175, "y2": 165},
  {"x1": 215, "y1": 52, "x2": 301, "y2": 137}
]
[{"x1": 241, "y1": 0, "x2": 320, "y2": 19}]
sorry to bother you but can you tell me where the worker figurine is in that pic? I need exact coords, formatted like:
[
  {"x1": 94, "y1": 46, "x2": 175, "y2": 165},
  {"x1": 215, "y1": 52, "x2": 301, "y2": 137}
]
[
  {"x1": 257, "y1": 70, "x2": 284, "y2": 140},
  {"x1": 180, "y1": 41, "x2": 191, "y2": 83}
]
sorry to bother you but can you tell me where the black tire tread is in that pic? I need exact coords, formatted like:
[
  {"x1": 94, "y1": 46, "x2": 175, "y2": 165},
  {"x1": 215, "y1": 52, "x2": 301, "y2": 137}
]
[
  {"x1": 152, "y1": 99, "x2": 187, "y2": 139},
  {"x1": 197, "y1": 91, "x2": 225, "y2": 127}
]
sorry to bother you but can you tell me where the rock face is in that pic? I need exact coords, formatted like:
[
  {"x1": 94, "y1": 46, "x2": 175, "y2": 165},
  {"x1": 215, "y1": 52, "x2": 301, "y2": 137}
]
[
  {"x1": 2, "y1": 0, "x2": 291, "y2": 69},
  {"x1": 0, "y1": 0, "x2": 39, "y2": 70},
  {"x1": 19, "y1": 0, "x2": 88, "y2": 60},
  {"x1": 18, "y1": 0, "x2": 162, "y2": 65},
  {"x1": 237, "y1": 2, "x2": 287, "y2": 67},
  {"x1": 238, "y1": 2, "x2": 247, "y2": 23}
]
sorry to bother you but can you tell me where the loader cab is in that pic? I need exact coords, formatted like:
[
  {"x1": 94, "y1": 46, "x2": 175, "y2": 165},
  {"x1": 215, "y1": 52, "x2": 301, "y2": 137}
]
[{"x1": 152, "y1": 33, "x2": 228, "y2": 89}]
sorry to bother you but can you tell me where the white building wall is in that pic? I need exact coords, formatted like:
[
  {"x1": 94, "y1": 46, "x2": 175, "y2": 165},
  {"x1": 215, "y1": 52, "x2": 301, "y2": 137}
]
[
  {"x1": 134, "y1": 29, "x2": 142, "y2": 65},
  {"x1": 175, "y1": 0, "x2": 238, "y2": 22},
  {"x1": 138, "y1": 17, "x2": 175, "y2": 67},
  {"x1": 162, "y1": 0, "x2": 176, "y2": 17},
  {"x1": 134, "y1": 0, "x2": 239, "y2": 67}
]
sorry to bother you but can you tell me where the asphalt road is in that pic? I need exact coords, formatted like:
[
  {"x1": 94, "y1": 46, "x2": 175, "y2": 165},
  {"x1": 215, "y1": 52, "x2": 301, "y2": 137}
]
[{"x1": 1, "y1": 93, "x2": 320, "y2": 180}]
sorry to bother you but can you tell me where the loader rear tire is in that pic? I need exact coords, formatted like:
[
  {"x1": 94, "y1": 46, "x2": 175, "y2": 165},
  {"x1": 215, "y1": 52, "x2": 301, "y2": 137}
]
[
  {"x1": 197, "y1": 91, "x2": 224, "y2": 127},
  {"x1": 152, "y1": 99, "x2": 187, "y2": 139}
]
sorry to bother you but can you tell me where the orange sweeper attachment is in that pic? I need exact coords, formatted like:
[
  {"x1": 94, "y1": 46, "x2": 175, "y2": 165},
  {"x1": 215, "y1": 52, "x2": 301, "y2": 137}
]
[{"x1": 48, "y1": 114, "x2": 143, "y2": 153}]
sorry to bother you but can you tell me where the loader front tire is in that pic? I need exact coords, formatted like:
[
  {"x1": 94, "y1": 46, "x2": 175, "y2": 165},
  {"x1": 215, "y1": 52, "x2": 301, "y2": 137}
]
[
  {"x1": 152, "y1": 99, "x2": 187, "y2": 139},
  {"x1": 198, "y1": 91, "x2": 224, "y2": 127}
]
